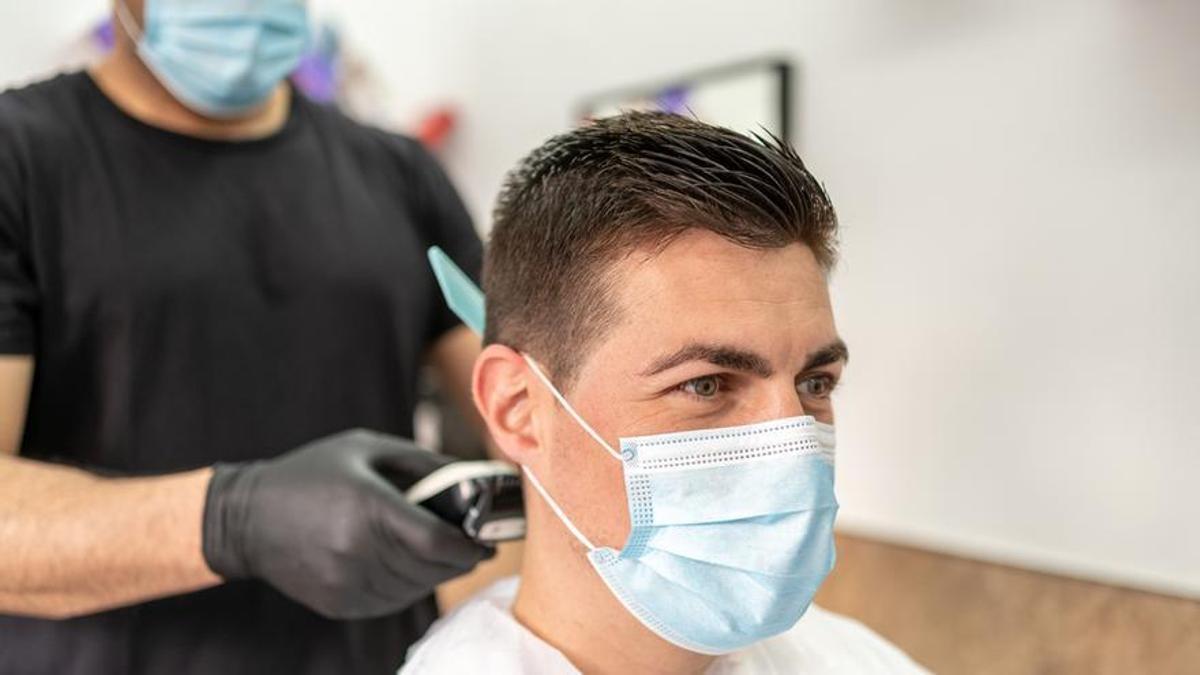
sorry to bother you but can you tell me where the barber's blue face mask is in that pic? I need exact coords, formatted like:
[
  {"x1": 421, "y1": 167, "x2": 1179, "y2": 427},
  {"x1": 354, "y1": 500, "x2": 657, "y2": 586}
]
[
  {"x1": 522, "y1": 357, "x2": 839, "y2": 655},
  {"x1": 115, "y1": 0, "x2": 310, "y2": 118}
]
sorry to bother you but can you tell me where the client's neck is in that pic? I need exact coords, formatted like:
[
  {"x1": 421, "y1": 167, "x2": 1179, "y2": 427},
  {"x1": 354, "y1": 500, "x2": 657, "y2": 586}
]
[{"x1": 512, "y1": 511, "x2": 715, "y2": 675}]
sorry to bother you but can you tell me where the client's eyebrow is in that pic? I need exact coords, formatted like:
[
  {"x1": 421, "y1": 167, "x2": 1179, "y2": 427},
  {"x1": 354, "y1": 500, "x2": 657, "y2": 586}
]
[
  {"x1": 639, "y1": 338, "x2": 850, "y2": 379},
  {"x1": 803, "y1": 339, "x2": 849, "y2": 371},
  {"x1": 640, "y1": 343, "x2": 774, "y2": 378}
]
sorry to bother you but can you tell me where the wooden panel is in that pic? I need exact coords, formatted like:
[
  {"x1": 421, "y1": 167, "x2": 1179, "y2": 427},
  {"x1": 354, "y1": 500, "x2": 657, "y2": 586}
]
[
  {"x1": 437, "y1": 539, "x2": 525, "y2": 611},
  {"x1": 436, "y1": 535, "x2": 1200, "y2": 674},
  {"x1": 815, "y1": 534, "x2": 1200, "y2": 675}
]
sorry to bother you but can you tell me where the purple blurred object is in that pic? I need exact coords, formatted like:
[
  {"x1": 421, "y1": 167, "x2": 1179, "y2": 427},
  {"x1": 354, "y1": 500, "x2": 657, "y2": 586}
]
[
  {"x1": 92, "y1": 18, "x2": 116, "y2": 51},
  {"x1": 291, "y1": 52, "x2": 337, "y2": 102},
  {"x1": 291, "y1": 24, "x2": 341, "y2": 103},
  {"x1": 656, "y1": 86, "x2": 691, "y2": 114}
]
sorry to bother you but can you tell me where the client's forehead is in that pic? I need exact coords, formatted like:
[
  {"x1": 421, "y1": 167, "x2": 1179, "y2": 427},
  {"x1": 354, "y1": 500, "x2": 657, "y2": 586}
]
[
  {"x1": 615, "y1": 229, "x2": 830, "y2": 322},
  {"x1": 582, "y1": 229, "x2": 835, "y2": 374}
]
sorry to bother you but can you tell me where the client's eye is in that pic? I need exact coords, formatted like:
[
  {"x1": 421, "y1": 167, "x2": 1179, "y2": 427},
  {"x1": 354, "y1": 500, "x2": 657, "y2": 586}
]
[
  {"x1": 797, "y1": 374, "x2": 838, "y2": 399},
  {"x1": 681, "y1": 375, "x2": 722, "y2": 399}
]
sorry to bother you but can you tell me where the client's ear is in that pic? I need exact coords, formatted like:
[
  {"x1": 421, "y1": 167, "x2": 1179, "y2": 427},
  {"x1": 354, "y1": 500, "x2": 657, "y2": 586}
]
[{"x1": 472, "y1": 344, "x2": 540, "y2": 464}]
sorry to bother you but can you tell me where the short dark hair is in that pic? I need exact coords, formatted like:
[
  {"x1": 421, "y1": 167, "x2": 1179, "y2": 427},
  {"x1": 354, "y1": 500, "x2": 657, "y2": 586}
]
[{"x1": 483, "y1": 111, "x2": 838, "y2": 389}]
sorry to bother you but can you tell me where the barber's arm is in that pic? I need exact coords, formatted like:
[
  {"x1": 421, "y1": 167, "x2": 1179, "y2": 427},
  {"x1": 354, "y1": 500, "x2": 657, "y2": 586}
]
[
  {"x1": 0, "y1": 356, "x2": 217, "y2": 619},
  {"x1": 0, "y1": 357, "x2": 490, "y2": 620},
  {"x1": 428, "y1": 325, "x2": 503, "y2": 459}
]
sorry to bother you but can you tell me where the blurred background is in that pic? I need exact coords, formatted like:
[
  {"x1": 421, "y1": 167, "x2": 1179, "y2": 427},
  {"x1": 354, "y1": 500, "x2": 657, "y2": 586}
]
[{"x1": 3, "y1": 0, "x2": 1197, "y2": 672}]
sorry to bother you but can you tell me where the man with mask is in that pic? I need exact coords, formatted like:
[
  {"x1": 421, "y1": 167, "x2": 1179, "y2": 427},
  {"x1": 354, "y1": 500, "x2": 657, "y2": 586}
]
[
  {"x1": 402, "y1": 112, "x2": 929, "y2": 673},
  {"x1": 0, "y1": 0, "x2": 494, "y2": 673}
]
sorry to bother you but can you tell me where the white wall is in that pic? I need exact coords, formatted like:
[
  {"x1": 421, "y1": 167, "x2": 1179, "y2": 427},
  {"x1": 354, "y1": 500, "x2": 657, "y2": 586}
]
[
  {"x1": 4, "y1": 1, "x2": 1197, "y2": 598},
  {"x1": 0, "y1": 0, "x2": 107, "y2": 88}
]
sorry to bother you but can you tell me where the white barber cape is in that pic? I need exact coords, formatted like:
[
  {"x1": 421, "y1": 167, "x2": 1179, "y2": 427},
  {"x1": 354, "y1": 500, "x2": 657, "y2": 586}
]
[{"x1": 400, "y1": 577, "x2": 929, "y2": 674}]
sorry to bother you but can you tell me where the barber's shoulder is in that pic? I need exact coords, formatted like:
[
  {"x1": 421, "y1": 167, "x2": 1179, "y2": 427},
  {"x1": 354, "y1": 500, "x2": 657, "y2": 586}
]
[
  {"x1": 0, "y1": 73, "x2": 93, "y2": 229},
  {"x1": 0, "y1": 71, "x2": 96, "y2": 176},
  {"x1": 297, "y1": 96, "x2": 425, "y2": 161},
  {"x1": 0, "y1": 71, "x2": 90, "y2": 130},
  {"x1": 299, "y1": 98, "x2": 442, "y2": 194}
]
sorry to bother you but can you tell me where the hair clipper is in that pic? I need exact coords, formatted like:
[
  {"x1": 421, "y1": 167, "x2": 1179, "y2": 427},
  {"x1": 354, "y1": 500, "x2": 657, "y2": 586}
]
[{"x1": 405, "y1": 460, "x2": 526, "y2": 544}]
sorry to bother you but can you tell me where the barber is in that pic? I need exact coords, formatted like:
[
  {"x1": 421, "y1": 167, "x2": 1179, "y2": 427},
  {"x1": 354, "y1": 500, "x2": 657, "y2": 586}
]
[{"x1": 0, "y1": 0, "x2": 492, "y2": 672}]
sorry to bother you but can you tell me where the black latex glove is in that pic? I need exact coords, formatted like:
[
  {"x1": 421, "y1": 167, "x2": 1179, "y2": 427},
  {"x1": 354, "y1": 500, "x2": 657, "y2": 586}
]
[{"x1": 202, "y1": 429, "x2": 493, "y2": 619}]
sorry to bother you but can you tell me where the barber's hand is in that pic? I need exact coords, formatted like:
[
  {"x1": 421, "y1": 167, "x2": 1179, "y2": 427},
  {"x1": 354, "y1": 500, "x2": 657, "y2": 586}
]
[{"x1": 202, "y1": 429, "x2": 493, "y2": 619}]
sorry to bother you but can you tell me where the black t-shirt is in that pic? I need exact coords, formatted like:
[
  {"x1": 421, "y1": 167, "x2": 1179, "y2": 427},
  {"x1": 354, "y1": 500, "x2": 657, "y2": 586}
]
[{"x1": 0, "y1": 72, "x2": 483, "y2": 674}]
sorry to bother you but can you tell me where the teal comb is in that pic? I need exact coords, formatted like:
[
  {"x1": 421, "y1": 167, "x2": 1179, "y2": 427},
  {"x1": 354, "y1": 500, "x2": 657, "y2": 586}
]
[{"x1": 427, "y1": 246, "x2": 485, "y2": 336}]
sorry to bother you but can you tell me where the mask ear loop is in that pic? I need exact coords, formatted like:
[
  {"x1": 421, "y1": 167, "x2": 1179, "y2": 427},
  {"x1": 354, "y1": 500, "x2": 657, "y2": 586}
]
[
  {"x1": 521, "y1": 355, "x2": 623, "y2": 462},
  {"x1": 113, "y1": 0, "x2": 143, "y2": 42},
  {"x1": 519, "y1": 354, "x2": 620, "y2": 552},
  {"x1": 521, "y1": 466, "x2": 596, "y2": 551}
]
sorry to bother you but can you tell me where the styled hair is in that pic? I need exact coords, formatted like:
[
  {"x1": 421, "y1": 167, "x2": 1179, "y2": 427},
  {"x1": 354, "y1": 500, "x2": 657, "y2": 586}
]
[{"x1": 483, "y1": 111, "x2": 838, "y2": 389}]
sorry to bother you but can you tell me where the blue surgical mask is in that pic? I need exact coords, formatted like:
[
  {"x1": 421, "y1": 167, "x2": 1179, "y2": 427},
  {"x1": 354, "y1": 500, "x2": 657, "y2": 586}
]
[
  {"x1": 522, "y1": 357, "x2": 839, "y2": 655},
  {"x1": 115, "y1": 0, "x2": 310, "y2": 118}
]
